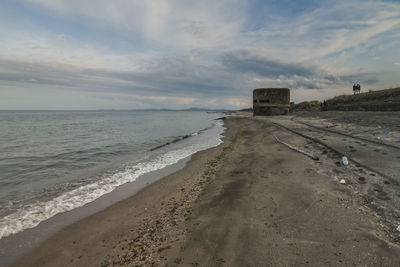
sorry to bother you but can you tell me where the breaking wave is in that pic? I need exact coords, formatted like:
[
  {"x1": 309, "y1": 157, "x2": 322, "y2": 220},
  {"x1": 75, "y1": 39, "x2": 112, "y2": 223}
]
[{"x1": 0, "y1": 120, "x2": 225, "y2": 239}]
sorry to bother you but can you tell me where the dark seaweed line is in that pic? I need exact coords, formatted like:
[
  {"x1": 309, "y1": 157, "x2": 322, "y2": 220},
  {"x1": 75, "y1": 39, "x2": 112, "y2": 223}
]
[
  {"x1": 148, "y1": 125, "x2": 215, "y2": 152},
  {"x1": 149, "y1": 134, "x2": 192, "y2": 151}
]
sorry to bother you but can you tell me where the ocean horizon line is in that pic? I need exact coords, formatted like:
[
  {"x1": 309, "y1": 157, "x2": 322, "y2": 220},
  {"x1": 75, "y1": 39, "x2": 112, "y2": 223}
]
[{"x1": 0, "y1": 107, "x2": 235, "y2": 112}]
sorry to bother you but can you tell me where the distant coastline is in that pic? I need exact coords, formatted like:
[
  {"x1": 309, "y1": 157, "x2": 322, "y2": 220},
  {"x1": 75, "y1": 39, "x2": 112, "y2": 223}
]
[{"x1": 0, "y1": 108, "x2": 235, "y2": 112}]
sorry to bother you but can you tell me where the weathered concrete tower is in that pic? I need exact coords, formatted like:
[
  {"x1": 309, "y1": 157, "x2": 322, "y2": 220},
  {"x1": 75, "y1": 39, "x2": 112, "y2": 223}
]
[{"x1": 253, "y1": 88, "x2": 290, "y2": 116}]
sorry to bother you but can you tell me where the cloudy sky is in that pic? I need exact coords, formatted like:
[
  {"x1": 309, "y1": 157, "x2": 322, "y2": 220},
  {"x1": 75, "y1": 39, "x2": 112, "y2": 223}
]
[{"x1": 0, "y1": 0, "x2": 399, "y2": 110}]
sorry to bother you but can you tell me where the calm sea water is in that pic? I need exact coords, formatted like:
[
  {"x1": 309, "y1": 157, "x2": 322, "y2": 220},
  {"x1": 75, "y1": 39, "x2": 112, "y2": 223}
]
[{"x1": 0, "y1": 110, "x2": 225, "y2": 239}]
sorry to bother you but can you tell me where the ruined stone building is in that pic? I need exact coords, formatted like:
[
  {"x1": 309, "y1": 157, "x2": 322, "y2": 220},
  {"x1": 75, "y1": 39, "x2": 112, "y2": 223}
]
[{"x1": 253, "y1": 88, "x2": 290, "y2": 116}]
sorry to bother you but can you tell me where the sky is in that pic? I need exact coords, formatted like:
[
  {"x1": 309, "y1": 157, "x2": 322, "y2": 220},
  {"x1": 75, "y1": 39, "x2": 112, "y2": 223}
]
[{"x1": 0, "y1": 0, "x2": 399, "y2": 110}]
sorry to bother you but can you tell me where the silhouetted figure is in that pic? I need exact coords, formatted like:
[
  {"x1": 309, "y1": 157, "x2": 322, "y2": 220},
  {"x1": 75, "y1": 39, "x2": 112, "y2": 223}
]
[
  {"x1": 353, "y1": 83, "x2": 361, "y2": 94},
  {"x1": 322, "y1": 100, "x2": 327, "y2": 111}
]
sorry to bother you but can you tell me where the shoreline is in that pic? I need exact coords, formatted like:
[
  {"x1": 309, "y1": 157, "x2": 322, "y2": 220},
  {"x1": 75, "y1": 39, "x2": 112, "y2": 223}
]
[
  {"x1": 0, "y1": 155, "x2": 191, "y2": 266},
  {"x1": 0, "y1": 110, "x2": 225, "y2": 242},
  {"x1": 0, "y1": 120, "x2": 228, "y2": 266},
  {"x1": 9, "y1": 118, "x2": 237, "y2": 266}
]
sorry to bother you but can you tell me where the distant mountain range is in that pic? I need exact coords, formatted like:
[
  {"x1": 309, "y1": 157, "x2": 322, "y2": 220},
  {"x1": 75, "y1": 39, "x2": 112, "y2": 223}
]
[
  {"x1": 96, "y1": 107, "x2": 235, "y2": 112},
  {"x1": 0, "y1": 108, "x2": 236, "y2": 112}
]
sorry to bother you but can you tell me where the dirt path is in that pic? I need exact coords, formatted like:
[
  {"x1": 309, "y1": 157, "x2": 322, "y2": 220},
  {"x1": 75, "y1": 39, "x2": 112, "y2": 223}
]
[{"x1": 171, "y1": 116, "x2": 400, "y2": 266}]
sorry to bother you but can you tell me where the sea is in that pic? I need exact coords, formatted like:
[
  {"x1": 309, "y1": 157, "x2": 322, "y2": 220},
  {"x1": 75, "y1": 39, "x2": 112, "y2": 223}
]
[{"x1": 0, "y1": 110, "x2": 225, "y2": 240}]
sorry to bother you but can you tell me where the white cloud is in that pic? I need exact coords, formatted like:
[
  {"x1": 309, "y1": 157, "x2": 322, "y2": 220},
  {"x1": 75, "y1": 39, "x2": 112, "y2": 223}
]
[
  {"x1": 27, "y1": 0, "x2": 245, "y2": 50},
  {"x1": 227, "y1": 97, "x2": 250, "y2": 107},
  {"x1": 134, "y1": 95, "x2": 197, "y2": 105},
  {"x1": 245, "y1": 1, "x2": 400, "y2": 64}
]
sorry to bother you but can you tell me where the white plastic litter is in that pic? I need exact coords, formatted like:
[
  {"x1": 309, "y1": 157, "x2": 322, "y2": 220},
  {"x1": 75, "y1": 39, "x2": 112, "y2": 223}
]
[
  {"x1": 342, "y1": 156, "x2": 348, "y2": 166},
  {"x1": 340, "y1": 179, "x2": 346, "y2": 184},
  {"x1": 397, "y1": 225, "x2": 400, "y2": 232}
]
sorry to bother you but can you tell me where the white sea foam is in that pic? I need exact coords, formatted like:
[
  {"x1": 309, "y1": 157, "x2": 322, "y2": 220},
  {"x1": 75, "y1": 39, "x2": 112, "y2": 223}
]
[{"x1": 0, "y1": 120, "x2": 224, "y2": 239}]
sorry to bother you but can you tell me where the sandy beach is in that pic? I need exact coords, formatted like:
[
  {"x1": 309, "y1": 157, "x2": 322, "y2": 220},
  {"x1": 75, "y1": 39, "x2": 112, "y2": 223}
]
[{"x1": 12, "y1": 112, "x2": 400, "y2": 266}]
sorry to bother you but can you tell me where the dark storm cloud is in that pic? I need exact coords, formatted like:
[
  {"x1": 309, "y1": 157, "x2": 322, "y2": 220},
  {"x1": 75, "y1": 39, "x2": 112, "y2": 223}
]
[
  {"x1": 221, "y1": 51, "x2": 317, "y2": 78},
  {"x1": 219, "y1": 50, "x2": 350, "y2": 90},
  {"x1": 0, "y1": 58, "x2": 236, "y2": 98},
  {"x1": 341, "y1": 73, "x2": 380, "y2": 85}
]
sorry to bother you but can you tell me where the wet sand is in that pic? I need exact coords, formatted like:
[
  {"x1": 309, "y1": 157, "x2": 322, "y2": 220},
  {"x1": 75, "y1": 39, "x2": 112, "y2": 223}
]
[{"x1": 13, "y1": 112, "x2": 400, "y2": 266}]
